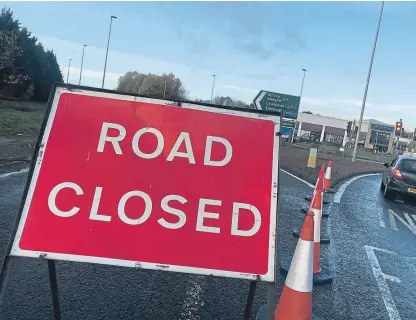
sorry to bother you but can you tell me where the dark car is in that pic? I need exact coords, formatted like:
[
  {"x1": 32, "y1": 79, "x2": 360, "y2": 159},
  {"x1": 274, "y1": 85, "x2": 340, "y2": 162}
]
[{"x1": 381, "y1": 153, "x2": 416, "y2": 200}]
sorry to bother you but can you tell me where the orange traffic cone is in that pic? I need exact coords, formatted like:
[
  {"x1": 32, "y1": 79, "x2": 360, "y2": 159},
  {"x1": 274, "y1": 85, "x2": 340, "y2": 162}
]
[
  {"x1": 305, "y1": 165, "x2": 325, "y2": 202},
  {"x1": 275, "y1": 211, "x2": 314, "y2": 320},
  {"x1": 294, "y1": 175, "x2": 330, "y2": 242},
  {"x1": 302, "y1": 165, "x2": 330, "y2": 217},
  {"x1": 323, "y1": 160, "x2": 332, "y2": 192},
  {"x1": 309, "y1": 182, "x2": 334, "y2": 284},
  {"x1": 310, "y1": 183, "x2": 323, "y2": 274},
  {"x1": 308, "y1": 170, "x2": 324, "y2": 210},
  {"x1": 304, "y1": 165, "x2": 329, "y2": 205}
]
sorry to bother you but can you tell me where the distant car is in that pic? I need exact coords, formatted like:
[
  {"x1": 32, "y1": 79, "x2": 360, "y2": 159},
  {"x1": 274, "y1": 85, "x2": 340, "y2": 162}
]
[{"x1": 381, "y1": 153, "x2": 416, "y2": 200}]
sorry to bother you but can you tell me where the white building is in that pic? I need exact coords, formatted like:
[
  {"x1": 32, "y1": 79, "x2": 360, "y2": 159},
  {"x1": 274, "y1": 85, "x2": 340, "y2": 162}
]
[
  {"x1": 296, "y1": 113, "x2": 349, "y2": 145},
  {"x1": 295, "y1": 113, "x2": 397, "y2": 153}
]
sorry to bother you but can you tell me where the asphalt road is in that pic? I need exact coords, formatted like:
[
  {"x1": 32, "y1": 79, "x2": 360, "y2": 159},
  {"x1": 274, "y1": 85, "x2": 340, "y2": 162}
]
[
  {"x1": 0, "y1": 169, "x2": 313, "y2": 320},
  {"x1": 1, "y1": 170, "x2": 414, "y2": 320},
  {"x1": 326, "y1": 174, "x2": 416, "y2": 320}
]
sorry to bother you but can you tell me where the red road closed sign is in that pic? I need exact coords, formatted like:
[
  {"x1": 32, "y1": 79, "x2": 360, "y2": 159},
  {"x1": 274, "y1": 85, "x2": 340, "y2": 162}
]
[{"x1": 11, "y1": 86, "x2": 280, "y2": 281}]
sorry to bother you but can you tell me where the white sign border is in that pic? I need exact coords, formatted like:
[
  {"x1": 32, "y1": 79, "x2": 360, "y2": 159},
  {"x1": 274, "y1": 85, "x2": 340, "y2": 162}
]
[{"x1": 10, "y1": 87, "x2": 280, "y2": 282}]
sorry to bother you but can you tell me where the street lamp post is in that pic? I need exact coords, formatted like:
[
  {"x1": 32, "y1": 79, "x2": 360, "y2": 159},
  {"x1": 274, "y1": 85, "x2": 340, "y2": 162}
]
[
  {"x1": 79, "y1": 44, "x2": 87, "y2": 85},
  {"x1": 352, "y1": 1, "x2": 384, "y2": 162},
  {"x1": 299, "y1": 68, "x2": 307, "y2": 98},
  {"x1": 102, "y1": 15, "x2": 117, "y2": 89},
  {"x1": 291, "y1": 68, "x2": 307, "y2": 145},
  {"x1": 210, "y1": 74, "x2": 216, "y2": 102},
  {"x1": 66, "y1": 58, "x2": 72, "y2": 84}
]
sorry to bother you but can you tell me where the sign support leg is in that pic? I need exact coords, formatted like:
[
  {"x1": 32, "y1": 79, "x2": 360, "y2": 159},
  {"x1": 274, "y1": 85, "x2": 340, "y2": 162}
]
[
  {"x1": 0, "y1": 255, "x2": 14, "y2": 308},
  {"x1": 47, "y1": 260, "x2": 62, "y2": 320},
  {"x1": 244, "y1": 280, "x2": 257, "y2": 320}
]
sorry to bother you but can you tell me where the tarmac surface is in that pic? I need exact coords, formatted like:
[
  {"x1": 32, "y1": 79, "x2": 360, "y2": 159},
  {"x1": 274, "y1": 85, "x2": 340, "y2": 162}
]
[
  {"x1": 327, "y1": 174, "x2": 416, "y2": 320},
  {"x1": 0, "y1": 170, "x2": 415, "y2": 319}
]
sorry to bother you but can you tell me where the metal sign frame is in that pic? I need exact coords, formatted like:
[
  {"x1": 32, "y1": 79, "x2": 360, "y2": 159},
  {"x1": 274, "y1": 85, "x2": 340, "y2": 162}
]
[{"x1": 0, "y1": 83, "x2": 282, "y2": 320}]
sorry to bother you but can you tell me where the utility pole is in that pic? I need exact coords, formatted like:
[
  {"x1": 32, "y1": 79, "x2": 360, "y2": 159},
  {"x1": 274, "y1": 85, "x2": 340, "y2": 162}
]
[
  {"x1": 163, "y1": 81, "x2": 167, "y2": 98},
  {"x1": 79, "y1": 44, "x2": 87, "y2": 85},
  {"x1": 210, "y1": 74, "x2": 216, "y2": 102},
  {"x1": 352, "y1": 1, "x2": 384, "y2": 162},
  {"x1": 102, "y1": 15, "x2": 117, "y2": 89},
  {"x1": 66, "y1": 58, "x2": 72, "y2": 84}
]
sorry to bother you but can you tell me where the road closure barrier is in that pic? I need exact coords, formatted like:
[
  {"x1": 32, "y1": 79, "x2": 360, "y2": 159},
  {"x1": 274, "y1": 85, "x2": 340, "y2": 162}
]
[{"x1": 0, "y1": 84, "x2": 282, "y2": 320}]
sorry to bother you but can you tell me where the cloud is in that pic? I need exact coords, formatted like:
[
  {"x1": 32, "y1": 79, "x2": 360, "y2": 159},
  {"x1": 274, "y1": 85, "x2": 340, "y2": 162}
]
[
  {"x1": 301, "y1": 97, "x2": 326, "y2": 107},
  {"x1": 60, "y1": 65, "x2": 122, "y2": 81},
  {"x1": 339, "y1": 2, "x2": 416, "y2": 16},
  {"x1": 326, "y1": 98, "x2": 370, "y2": 107},
  {"x1": 169, "y1": 2, "x2": 306, "y2": 60},
  {"x1": 229, "y1": 29, "x2": 306, "y2": 60},
  {"x1": 245, "y1": 73, "x2": 275, "y2": 81},
  {"x1": 36, "y1": 34, "x2": 219, "y2": 94},
  {"x1": 223, "y1": 85, "x2": 259, "y2": 94},
  {"x1": 385, "y1": 104, "x2": 413, "y2": 111}
]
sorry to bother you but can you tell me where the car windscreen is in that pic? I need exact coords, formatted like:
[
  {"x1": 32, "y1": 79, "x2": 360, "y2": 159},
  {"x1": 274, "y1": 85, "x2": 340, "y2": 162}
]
[{"x1": 400, "y1": 159, "x2": 416, "y2": 173}]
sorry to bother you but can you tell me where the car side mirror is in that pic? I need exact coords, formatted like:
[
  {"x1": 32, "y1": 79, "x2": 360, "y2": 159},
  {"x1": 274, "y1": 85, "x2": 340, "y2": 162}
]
[{"x1": 384, "y1": 163, "x2": 389, "y2": 168}]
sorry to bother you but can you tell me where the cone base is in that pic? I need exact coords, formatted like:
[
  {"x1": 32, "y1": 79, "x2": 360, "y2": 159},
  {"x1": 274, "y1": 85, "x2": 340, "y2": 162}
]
[
  {"x1": 301, "y1": 207, "x2": 330, "y2": 217},
  {"x1": 255, "y1": 304, "x2": 321, "y2": 320},
  {"x1": 292, "y1": 228, "x2": 330, "y2": 244},
  {"x1": 305, "y1": 195, "x2": 330, "y2": 204},
  {"x1": 280, "y1": 258, "x2": 334, "y2": 285},
  {"x1": 313, "y1": 267, "x2": 334, "y2": 285}
]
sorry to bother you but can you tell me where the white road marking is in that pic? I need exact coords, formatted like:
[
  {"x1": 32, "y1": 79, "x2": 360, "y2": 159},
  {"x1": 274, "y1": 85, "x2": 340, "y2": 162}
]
[
  {"x1": 378, "y1": 208, "x2": 386, "y2": 228},
  {"x1": 179, "y1": 276, "x2": 206, "y2": 320},
  {"x1": 387, "y1": 209, "x2": 416, "y2": 235},
  {"x1": 333, "y1": 173, "x2": 381, "y2": 203},
  {"x1": 365, "y1": 245, "x2": 402, "y2": 320},
  {"x1": 388, "y1": 209, "x2": 398, "y2": 231},
  {"x1": 280, "y1": 169, "x2": 314, "y2": 188},
  {"x1": 383, "y1": 274, "x2": 401, "y2": 283},
  {"x1": 0, "y1": 168, "x2": 29, "y2": 179}
]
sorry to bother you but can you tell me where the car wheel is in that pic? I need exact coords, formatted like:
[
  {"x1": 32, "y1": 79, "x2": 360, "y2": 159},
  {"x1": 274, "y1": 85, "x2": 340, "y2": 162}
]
[
  {"x1": 383, "y1": 181, "x2": 397, "y2": 201},
  {"x1": 380, "y1": 179, "x2": 385, "y2": 191}
]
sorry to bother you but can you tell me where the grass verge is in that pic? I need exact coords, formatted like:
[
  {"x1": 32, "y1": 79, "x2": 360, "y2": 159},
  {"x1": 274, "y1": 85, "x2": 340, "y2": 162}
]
[{"x1": 0, "y1": 100, "x2": 45, "y2": 137}]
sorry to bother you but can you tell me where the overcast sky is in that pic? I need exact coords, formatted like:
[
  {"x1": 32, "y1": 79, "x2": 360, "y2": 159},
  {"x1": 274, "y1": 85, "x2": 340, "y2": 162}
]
[{"x1": 5, "y1": 1, "x2": 416, "y2": 130}]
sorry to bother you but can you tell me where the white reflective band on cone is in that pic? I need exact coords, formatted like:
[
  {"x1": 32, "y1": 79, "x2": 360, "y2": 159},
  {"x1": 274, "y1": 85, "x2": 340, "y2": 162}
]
[
  {"x1": 285, "y1": 239, "x2": 314, "y2": 292},
  {"x1": 324, "y1": 167, "x2": 331, "y2": 179},
  {"x1": 311, "y1": 207, "x2": 321, "y2": 218},
  {"x1": 313, "y1": 214, "x2": 321, "y2": 243}
]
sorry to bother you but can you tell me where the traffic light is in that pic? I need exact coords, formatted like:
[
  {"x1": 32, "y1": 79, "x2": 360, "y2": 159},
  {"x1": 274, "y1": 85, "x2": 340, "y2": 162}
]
[
  {"x1": 413, "y1": 128, "x2": 416, "y2": 141},
  {"x1": 354, "y1": 125, "x2": 358, "y2": 134},
  {"x1": 395, "y1": 121, "x2": 402, "y2": 136},
  {"x1": 347, "y1": 121, "x2": 352, "y2": 134}
]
